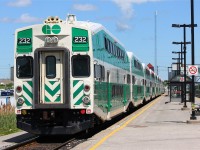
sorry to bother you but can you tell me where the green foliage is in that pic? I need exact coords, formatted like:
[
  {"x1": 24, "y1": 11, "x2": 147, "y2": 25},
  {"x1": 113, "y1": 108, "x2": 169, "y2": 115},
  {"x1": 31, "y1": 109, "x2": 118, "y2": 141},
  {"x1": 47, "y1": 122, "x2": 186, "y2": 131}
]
[
  {"x1": 0, "y1": 105, "x2": 20, "y2": 135},
  {"x1": 6, "y1": 83, "x2": 14, "y2": 89},
  {"x1": 0, "y1": 85, "x2": 5, "y2": 89},
  {"x1": 0, "y1": 83, "x2": 13, "y2": 90}
]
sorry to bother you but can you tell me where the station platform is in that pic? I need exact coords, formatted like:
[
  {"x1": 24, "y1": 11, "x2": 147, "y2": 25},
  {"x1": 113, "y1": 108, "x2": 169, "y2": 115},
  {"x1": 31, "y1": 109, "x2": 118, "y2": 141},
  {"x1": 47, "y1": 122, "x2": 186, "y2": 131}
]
[
  {"x1": 0, "y1": 131, "x2": 34, "y2": 149},
  {"x1": 74, "y1": 94, "x2": 200, "y2": 150}
]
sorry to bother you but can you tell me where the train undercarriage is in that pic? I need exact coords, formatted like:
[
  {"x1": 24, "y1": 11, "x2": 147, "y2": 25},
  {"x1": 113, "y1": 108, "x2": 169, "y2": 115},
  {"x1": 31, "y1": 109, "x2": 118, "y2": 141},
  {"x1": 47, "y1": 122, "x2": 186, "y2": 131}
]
[{"x1": 17, "y1": 109, "x2": 95, "y2": 135}]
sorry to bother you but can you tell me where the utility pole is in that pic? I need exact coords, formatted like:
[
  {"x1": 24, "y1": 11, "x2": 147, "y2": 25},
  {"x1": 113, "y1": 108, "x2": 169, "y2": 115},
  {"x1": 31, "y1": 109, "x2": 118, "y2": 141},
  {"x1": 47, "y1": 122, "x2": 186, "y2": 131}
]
[
  {"x1": 190, "y1": 0, "x2": 197, "y2": 120},
  {"x1": 155, "y1": 11, "x2": 157, "y2": 74}
]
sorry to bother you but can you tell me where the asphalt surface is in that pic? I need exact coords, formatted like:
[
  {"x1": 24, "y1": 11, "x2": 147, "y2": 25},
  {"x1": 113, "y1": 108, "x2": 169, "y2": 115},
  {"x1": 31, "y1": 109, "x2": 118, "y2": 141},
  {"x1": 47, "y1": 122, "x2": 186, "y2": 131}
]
[
  {"x1": 73, "y1": 95, "x2": 200, "y2": 150},
  {"x1": 0, "y1": 131, "x2": 34, "y2": 150}
]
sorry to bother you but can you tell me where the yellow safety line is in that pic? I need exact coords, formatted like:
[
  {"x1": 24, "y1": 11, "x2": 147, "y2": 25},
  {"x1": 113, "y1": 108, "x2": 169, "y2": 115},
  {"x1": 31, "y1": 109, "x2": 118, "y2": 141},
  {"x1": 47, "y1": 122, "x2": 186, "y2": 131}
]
[{"x1": 89, "y1": 96, "x2": 162, "y2": 150}]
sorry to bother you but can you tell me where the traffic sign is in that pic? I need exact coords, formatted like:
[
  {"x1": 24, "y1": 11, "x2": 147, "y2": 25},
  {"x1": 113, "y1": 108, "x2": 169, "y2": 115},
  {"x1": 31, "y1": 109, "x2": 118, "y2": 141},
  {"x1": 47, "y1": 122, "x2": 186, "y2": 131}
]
[{"x1": 188, "y1": 65, "x2": 198, "y2": 76}]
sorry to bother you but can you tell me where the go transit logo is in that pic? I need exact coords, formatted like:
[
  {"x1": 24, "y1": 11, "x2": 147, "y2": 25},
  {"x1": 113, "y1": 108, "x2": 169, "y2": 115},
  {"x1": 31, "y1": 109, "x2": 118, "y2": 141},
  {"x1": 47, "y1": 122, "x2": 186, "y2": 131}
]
[{"x1": 42, "y1": 25, "x2": 61, "y2": 34}]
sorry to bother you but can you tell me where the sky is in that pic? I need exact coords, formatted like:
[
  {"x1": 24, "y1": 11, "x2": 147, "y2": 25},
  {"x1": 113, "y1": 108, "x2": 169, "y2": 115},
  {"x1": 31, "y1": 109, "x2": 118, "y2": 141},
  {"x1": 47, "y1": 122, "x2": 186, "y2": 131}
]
[{"x1": 0, "y1": 0, "x2": 200, "y2": 80}]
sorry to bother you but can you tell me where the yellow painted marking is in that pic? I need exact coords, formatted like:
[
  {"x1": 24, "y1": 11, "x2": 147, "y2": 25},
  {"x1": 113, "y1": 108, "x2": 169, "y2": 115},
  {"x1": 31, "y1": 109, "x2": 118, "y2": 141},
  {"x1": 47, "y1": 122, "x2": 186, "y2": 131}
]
[{"x1": 89, "y1": 96, "x2": 162, "y2": 150}]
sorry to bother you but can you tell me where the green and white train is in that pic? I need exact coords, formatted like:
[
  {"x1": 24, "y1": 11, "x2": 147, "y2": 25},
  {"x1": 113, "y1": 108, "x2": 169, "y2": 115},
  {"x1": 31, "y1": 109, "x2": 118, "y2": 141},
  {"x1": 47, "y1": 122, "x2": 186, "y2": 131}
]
[{"x1": 14, "y1": 15, "x2": 164, "y2": 135}]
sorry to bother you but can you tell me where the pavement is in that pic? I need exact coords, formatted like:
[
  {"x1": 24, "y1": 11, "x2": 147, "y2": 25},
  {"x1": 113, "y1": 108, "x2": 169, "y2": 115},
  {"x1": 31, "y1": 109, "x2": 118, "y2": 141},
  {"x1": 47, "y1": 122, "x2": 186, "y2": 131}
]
[
  {"x1": 73, "y1": 94, "x2": 200, "y2": 150},
  {"x1": 0, "y1": 131, "x2": 34, "y2": 150}
]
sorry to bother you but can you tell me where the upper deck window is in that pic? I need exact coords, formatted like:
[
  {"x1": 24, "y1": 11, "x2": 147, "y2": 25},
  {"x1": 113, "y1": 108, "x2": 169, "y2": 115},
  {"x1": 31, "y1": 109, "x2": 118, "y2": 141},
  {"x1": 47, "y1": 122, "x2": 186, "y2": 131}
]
[
  {"x1": 72, "y1": 55, "x2": 90, "y2": 77},
  {"x1": 104, "y1": 36, "x2": 125, "y2": 61},
  {"x1": 16, "y1": 56, "x2": 33, "y2": 78}
]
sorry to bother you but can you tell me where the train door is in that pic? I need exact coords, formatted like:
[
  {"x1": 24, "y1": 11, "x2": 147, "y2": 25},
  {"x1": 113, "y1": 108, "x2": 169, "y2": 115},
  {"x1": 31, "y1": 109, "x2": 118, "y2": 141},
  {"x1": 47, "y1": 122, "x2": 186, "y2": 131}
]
[
  {"x1": 107, "y1": 71, "x2": 111, "y2": 113},
  {"x1": 40, "y1": 52, "x2": 63, "y2": 104}
]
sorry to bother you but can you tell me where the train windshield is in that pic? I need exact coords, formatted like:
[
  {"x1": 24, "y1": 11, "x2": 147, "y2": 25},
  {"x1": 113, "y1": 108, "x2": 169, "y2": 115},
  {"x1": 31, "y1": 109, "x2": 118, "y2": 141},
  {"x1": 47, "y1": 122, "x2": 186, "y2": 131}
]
[
  {"x1": 72, "y1": 55, "x2": 90, "y2": 77},
  {"x1": 16, "y1": 56, "x2": 33, "y2": 78}
]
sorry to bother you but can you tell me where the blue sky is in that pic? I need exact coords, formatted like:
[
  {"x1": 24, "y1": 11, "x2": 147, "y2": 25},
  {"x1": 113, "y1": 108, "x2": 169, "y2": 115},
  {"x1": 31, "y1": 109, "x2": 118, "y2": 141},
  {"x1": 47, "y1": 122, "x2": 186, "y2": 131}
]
[{"x1": 0, "y1": 0, "x2": 200, "y2": 80}]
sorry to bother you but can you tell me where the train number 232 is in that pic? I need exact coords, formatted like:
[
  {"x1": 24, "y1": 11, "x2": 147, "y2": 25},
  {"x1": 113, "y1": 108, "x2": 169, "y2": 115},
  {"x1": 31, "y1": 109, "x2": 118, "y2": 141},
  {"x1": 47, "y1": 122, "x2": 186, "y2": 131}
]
[
  {"x1": 17, "y1": 38, "x2": 32, "y2": 45},
  {"x1": 73, "y1": 36, "x2": 88, "y2": 43}
]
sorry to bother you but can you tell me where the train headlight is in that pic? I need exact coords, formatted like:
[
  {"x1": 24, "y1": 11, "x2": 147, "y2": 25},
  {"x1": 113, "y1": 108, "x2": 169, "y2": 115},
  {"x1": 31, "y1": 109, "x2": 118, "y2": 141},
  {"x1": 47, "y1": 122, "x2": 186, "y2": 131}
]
[
  {"x1": 82, "y1": 96, "x2": 90, "y2": 105},
  {"x1": 17, "y1": 97, "x2": 24, "y2": 105},
  {"x1": 84, "y1": 84, "x2": 90, "y2": 95},
  {"x1": 16, "y1": 86, "x2": 22, "y2": 92},
  {"x1": 16, "y1": 85, "x2": 22, "y2": 96}
]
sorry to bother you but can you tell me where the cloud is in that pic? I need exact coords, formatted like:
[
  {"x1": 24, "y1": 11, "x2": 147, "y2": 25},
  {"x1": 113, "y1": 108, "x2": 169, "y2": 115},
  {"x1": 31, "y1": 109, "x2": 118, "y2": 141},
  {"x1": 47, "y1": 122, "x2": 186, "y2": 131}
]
[
  {"x1": 112, "y1": 0, "x2": 160, "y2": 19},
  {"x1": 116, "y1": 22, "x2": 131, "y2": 31},
  {"x1": 0, "y1": 14, "x2": 42, "y2": 23},
  {"x1": 16, "y1": 13, "x2": 42, "y2": 23},
  {"x1": 0, "y1": 17, "x2": 12, "y2": 23},
  {"x1": 7, "y1": 0, "x2": 31, "y2": 7},
  {"x1": 73, "y1": 4, "x2": 97, "y2": 11}
]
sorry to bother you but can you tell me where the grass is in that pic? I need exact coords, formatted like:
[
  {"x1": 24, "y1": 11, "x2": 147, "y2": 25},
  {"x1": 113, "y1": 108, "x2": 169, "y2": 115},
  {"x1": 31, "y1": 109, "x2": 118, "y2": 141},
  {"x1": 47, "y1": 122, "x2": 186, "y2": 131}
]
[{"x1": 0, "y1": 103, "x2": 21, "y2": 136}]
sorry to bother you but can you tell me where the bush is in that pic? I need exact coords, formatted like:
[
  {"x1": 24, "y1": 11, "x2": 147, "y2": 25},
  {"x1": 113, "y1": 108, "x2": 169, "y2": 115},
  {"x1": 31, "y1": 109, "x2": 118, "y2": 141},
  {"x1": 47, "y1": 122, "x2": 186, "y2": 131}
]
[{"x1": 0, "y1": 104, "x2": 20, "y2": 135}]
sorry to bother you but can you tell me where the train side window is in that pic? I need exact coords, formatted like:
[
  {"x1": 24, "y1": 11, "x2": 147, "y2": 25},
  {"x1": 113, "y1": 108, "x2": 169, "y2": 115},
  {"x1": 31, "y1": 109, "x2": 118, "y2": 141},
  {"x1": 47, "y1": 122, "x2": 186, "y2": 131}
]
[
  {"x1": 94, "y1": 64, "x2": 101, "y2": 79},
  {"x1": 94, "y1": 64, "x2": 105, "y2": 81},
  {"x1": 16, "y1": 56, "x2": 33, "y2": 78},
  {"x1": 132, "y1": 76, "x2": 135, "y2": 84},
  {"x1": 72, "y1": 55, "x2": 90, "y2": 77},
  {"x1": 127, "y1": 74, "x2": 130, "y2": 84},
  {"x1": 104, "y1": 37, "x2": 108, "y2": 50},
  {"x1": 46, "y1": 56, "x2": 56, "y2": 78},
  {"x1": 101, "y1": 65, "x2": 105, "y2": 80}
]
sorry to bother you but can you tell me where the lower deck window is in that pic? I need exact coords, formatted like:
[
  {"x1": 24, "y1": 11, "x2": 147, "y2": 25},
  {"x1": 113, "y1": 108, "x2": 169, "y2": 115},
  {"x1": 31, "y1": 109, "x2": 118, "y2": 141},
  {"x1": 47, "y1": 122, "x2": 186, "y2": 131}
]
[
  {"x1": 16, "y1": 56, "x2": 33, "y2": 78},
  {"x1": 72, "y1": 55, "x2": 90, "y2": 77}
]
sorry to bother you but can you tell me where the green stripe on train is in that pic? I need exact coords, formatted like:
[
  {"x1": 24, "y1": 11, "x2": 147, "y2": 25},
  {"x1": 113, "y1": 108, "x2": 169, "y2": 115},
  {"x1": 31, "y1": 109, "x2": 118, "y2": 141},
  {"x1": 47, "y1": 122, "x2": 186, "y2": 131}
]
[
  {"x1": 23, "y1": 96, "x2": 32, "y2": 106},
  {"x1": 44, "y1": 81, "x2": 61, "y2": 102},
  {"x1": 73, "y1": 80, "x2": 84, "y2": 105},
  {"x1": 23, "y1": 85, "x2": 33, "y2": 100},
  {"x1": 45, "y1": 96, "x2": 61, "y2": 102},
  {"x1": 45, "y1": 84, "x2": 60, "y2": 97},
  {"x1": 18, "y1": 81, "x2": 33, "y2": 107}
]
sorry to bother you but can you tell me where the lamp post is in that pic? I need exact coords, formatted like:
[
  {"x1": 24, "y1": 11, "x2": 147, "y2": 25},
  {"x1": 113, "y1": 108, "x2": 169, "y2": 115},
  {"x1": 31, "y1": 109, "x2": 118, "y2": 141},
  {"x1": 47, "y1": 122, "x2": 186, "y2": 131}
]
[
  {"x1": 168, "y1": 66, "x2": 172, "y2": 96},
  {"x1": 172, "y1": 42, "x2": 189, "y2": 77},
  {"x1": 190, "y1": 0, "x2": 197, "y2": 120},
  {"x1": 172, "y1": 24, "x2": 192, "y2": 108},
  {"x1": 172, "y1": 42, "x2": 183, "y2": 66},
  {"x1": 172, "y1": 57, "x2": 182, "y2": 75},
  {"x1": 172, "y1": 51, "x2": 183, "y2": 72}
]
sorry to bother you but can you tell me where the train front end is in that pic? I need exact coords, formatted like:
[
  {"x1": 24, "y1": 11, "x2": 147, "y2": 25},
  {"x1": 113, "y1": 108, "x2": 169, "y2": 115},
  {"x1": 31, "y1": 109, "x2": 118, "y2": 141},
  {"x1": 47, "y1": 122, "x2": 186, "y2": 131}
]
[{"x1": 14, "y1": 15, "x2": 94, "y2": 135}]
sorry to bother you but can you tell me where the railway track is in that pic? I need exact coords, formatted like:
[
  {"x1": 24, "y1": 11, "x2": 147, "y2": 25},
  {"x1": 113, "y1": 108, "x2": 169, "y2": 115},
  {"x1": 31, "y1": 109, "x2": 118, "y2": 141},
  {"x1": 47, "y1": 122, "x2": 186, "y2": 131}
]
[{"x1": 4, "y1": 134, "x2": 87, "y2": 150}]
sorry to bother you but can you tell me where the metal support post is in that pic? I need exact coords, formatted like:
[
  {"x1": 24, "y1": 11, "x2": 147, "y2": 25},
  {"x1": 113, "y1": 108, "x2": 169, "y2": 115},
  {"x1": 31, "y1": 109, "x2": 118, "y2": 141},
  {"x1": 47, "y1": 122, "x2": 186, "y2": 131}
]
[
  {"x1": 190, "y1": 0, "x2": 197, "y2": 120},
  {"x1": 183, "y1": 26, "x2": 187, "y2": 108}
]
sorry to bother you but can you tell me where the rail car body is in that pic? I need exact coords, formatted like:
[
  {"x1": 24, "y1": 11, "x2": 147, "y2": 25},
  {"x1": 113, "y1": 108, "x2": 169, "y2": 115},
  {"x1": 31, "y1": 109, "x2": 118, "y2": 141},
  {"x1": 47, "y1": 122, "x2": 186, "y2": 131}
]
[{"x1": 14, "y1": 15, "x2": 164, "y2": 135}]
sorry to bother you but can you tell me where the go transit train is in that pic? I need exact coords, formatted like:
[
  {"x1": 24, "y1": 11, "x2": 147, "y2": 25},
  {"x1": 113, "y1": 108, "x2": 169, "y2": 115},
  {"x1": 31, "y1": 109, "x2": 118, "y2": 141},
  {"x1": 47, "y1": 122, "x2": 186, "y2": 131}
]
[{"x1": 14, "y1": 14, "x2": 164, "y2": 135}]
